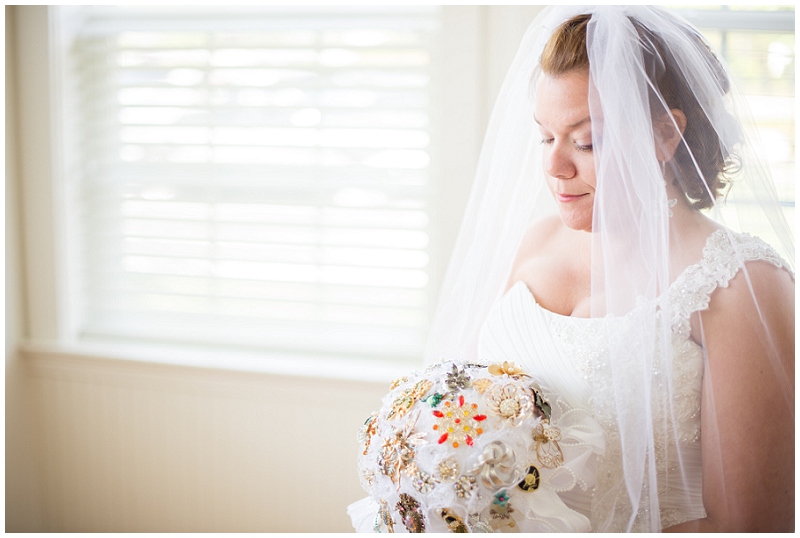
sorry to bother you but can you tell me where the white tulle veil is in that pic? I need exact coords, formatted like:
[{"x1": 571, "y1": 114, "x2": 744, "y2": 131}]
[{"x1": 423, "y1": 5, "x2": 793, "y2": 532}]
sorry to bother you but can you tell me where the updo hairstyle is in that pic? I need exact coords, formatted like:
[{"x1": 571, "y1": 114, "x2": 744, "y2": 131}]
[{"x1": 539, "y1": 13, "x2": 739, "y2": 210}]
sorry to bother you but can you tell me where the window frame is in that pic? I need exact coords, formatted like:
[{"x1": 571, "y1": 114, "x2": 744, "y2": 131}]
[{"x1": 17, "y1": 5, "x2": 495, "y2": 380}]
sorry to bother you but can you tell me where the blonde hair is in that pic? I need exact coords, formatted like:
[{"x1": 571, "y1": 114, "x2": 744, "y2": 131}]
[{"x1": 540, "y1": 14, "x2": 591, "y2": 75}]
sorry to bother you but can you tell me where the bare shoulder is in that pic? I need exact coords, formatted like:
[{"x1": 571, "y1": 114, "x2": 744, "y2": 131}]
[
  {"x1": 513, "y1": 215, "x2": 566, "y2": 262},
  {"x1": 699, "y1": 259, "x2": 795, "y2": 369},
  {"x1": 705, "y1": 260, "x2": 794, "y2": 322}
]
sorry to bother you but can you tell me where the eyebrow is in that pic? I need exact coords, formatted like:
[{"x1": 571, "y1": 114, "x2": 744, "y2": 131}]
[{"x1": 533, "y1": 115, "x2": 591, "y2": 129}]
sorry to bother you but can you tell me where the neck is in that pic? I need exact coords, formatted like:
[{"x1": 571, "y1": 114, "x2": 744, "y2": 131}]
[{"x1": 667, "y1": 195, "x2": 720, "y2": 277}]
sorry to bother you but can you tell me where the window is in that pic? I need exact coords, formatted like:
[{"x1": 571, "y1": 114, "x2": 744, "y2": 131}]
[{"x1": 57, "y1": 6, "x2": 447, "y2": 362}]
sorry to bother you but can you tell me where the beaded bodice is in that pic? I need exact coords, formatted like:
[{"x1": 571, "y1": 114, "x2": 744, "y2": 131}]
[{"x1": 477, "y1": 230, "x2": 793, "y2": 531}]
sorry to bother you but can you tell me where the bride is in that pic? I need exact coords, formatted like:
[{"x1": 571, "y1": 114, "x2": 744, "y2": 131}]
[{"x1": 420, "y1": 5, "x2": 794, "y2": 533}]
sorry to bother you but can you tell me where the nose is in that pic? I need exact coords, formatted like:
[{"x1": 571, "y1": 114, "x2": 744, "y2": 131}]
[{"x1": 544, "y1": 142, "x2": 576, "y2": 179}]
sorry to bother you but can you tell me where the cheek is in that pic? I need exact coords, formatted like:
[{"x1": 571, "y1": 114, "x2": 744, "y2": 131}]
[
  {"x1": 543, "y1": 168, "x2": 558, "y2": 192},
  {"x1": 540, "y1": 145, "x2": 552, "y2": 170},
  {"x1": 580, "y1": 155, "x2": 597, "y2": 189}
]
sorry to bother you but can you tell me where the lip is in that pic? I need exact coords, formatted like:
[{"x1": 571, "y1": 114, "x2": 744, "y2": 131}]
[{"x1": 556, "y1": 193, "x2": 588, "y2": 203}]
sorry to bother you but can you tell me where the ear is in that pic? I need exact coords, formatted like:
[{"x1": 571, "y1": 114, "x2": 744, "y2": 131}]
[{"x1": 654, "y1": 109, "x2": 687, "y2": 162}]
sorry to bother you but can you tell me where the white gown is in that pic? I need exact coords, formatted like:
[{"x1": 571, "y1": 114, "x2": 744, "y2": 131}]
[{"x1": 477, "y1": 229, "x2": 793, "y2": 531}]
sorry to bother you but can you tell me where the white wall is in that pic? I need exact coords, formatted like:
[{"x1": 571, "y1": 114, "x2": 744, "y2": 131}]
[
  {"x1": 6, "y1": 6, "x2": 46, "y2": 531},
  {"x1": 5, "y1": 5, "x2": 542, "y2": 532}
]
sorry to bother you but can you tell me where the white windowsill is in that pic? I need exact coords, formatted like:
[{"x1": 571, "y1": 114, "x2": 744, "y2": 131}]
[{"x1": 18, "y1": 339, "x2": 417, "y2": 384}]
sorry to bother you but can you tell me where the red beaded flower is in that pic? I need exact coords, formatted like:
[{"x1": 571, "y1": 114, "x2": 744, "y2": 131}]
[{"x1": 431, "y1": 394, "x2": 487, "y2": 448}]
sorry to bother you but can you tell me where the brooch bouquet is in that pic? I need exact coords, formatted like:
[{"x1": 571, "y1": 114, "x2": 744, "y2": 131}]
[{"x1": 350, "y1": 360, "x2": 595, "y2": 533}]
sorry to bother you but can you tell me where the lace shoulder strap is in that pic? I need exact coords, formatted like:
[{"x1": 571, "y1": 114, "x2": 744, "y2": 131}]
[{"x1": 669, "y1": 230, "x2": 794, "y2": 336}]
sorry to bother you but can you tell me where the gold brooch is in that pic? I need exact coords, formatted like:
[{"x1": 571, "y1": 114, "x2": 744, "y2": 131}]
[
  {"x1": 483, "y1": 382, "x2": 534, "y2": 428},
  {"x1": 487, "y1": 361, "x2": 529, "y2": 379},
  {"x1": 397, "y1": 493, "x2": 426, "y2": 532},
  {"x1": 387, "y1": 379, "x2": 433, "y2": 422},
  {"x1": 532, "y1": 422, "x2": 564, "y2": 468}
]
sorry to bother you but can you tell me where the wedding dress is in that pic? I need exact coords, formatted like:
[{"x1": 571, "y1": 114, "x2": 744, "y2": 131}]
[{"x1": 478, "y1": 229, "x2": 794, "y2": 531}]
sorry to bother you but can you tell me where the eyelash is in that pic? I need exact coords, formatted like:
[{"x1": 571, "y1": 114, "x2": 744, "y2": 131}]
[{"x1": 540, "y1": 138, "x2": 593, "y2": 152}]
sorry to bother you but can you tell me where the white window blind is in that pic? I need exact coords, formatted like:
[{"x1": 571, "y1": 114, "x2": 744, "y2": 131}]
[{"x1": 66, "y1": 6, "x2": 441, "y2": 361}]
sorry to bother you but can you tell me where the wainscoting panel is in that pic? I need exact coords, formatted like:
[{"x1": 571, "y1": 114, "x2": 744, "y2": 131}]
[{"x1": 24, "y1": 350, "x2": 389, "y2": 532}]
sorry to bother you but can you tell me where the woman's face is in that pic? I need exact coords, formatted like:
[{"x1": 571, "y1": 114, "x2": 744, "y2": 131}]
[{"x1": 535, "y1": 70, "x2": 596, "y2": 232}]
